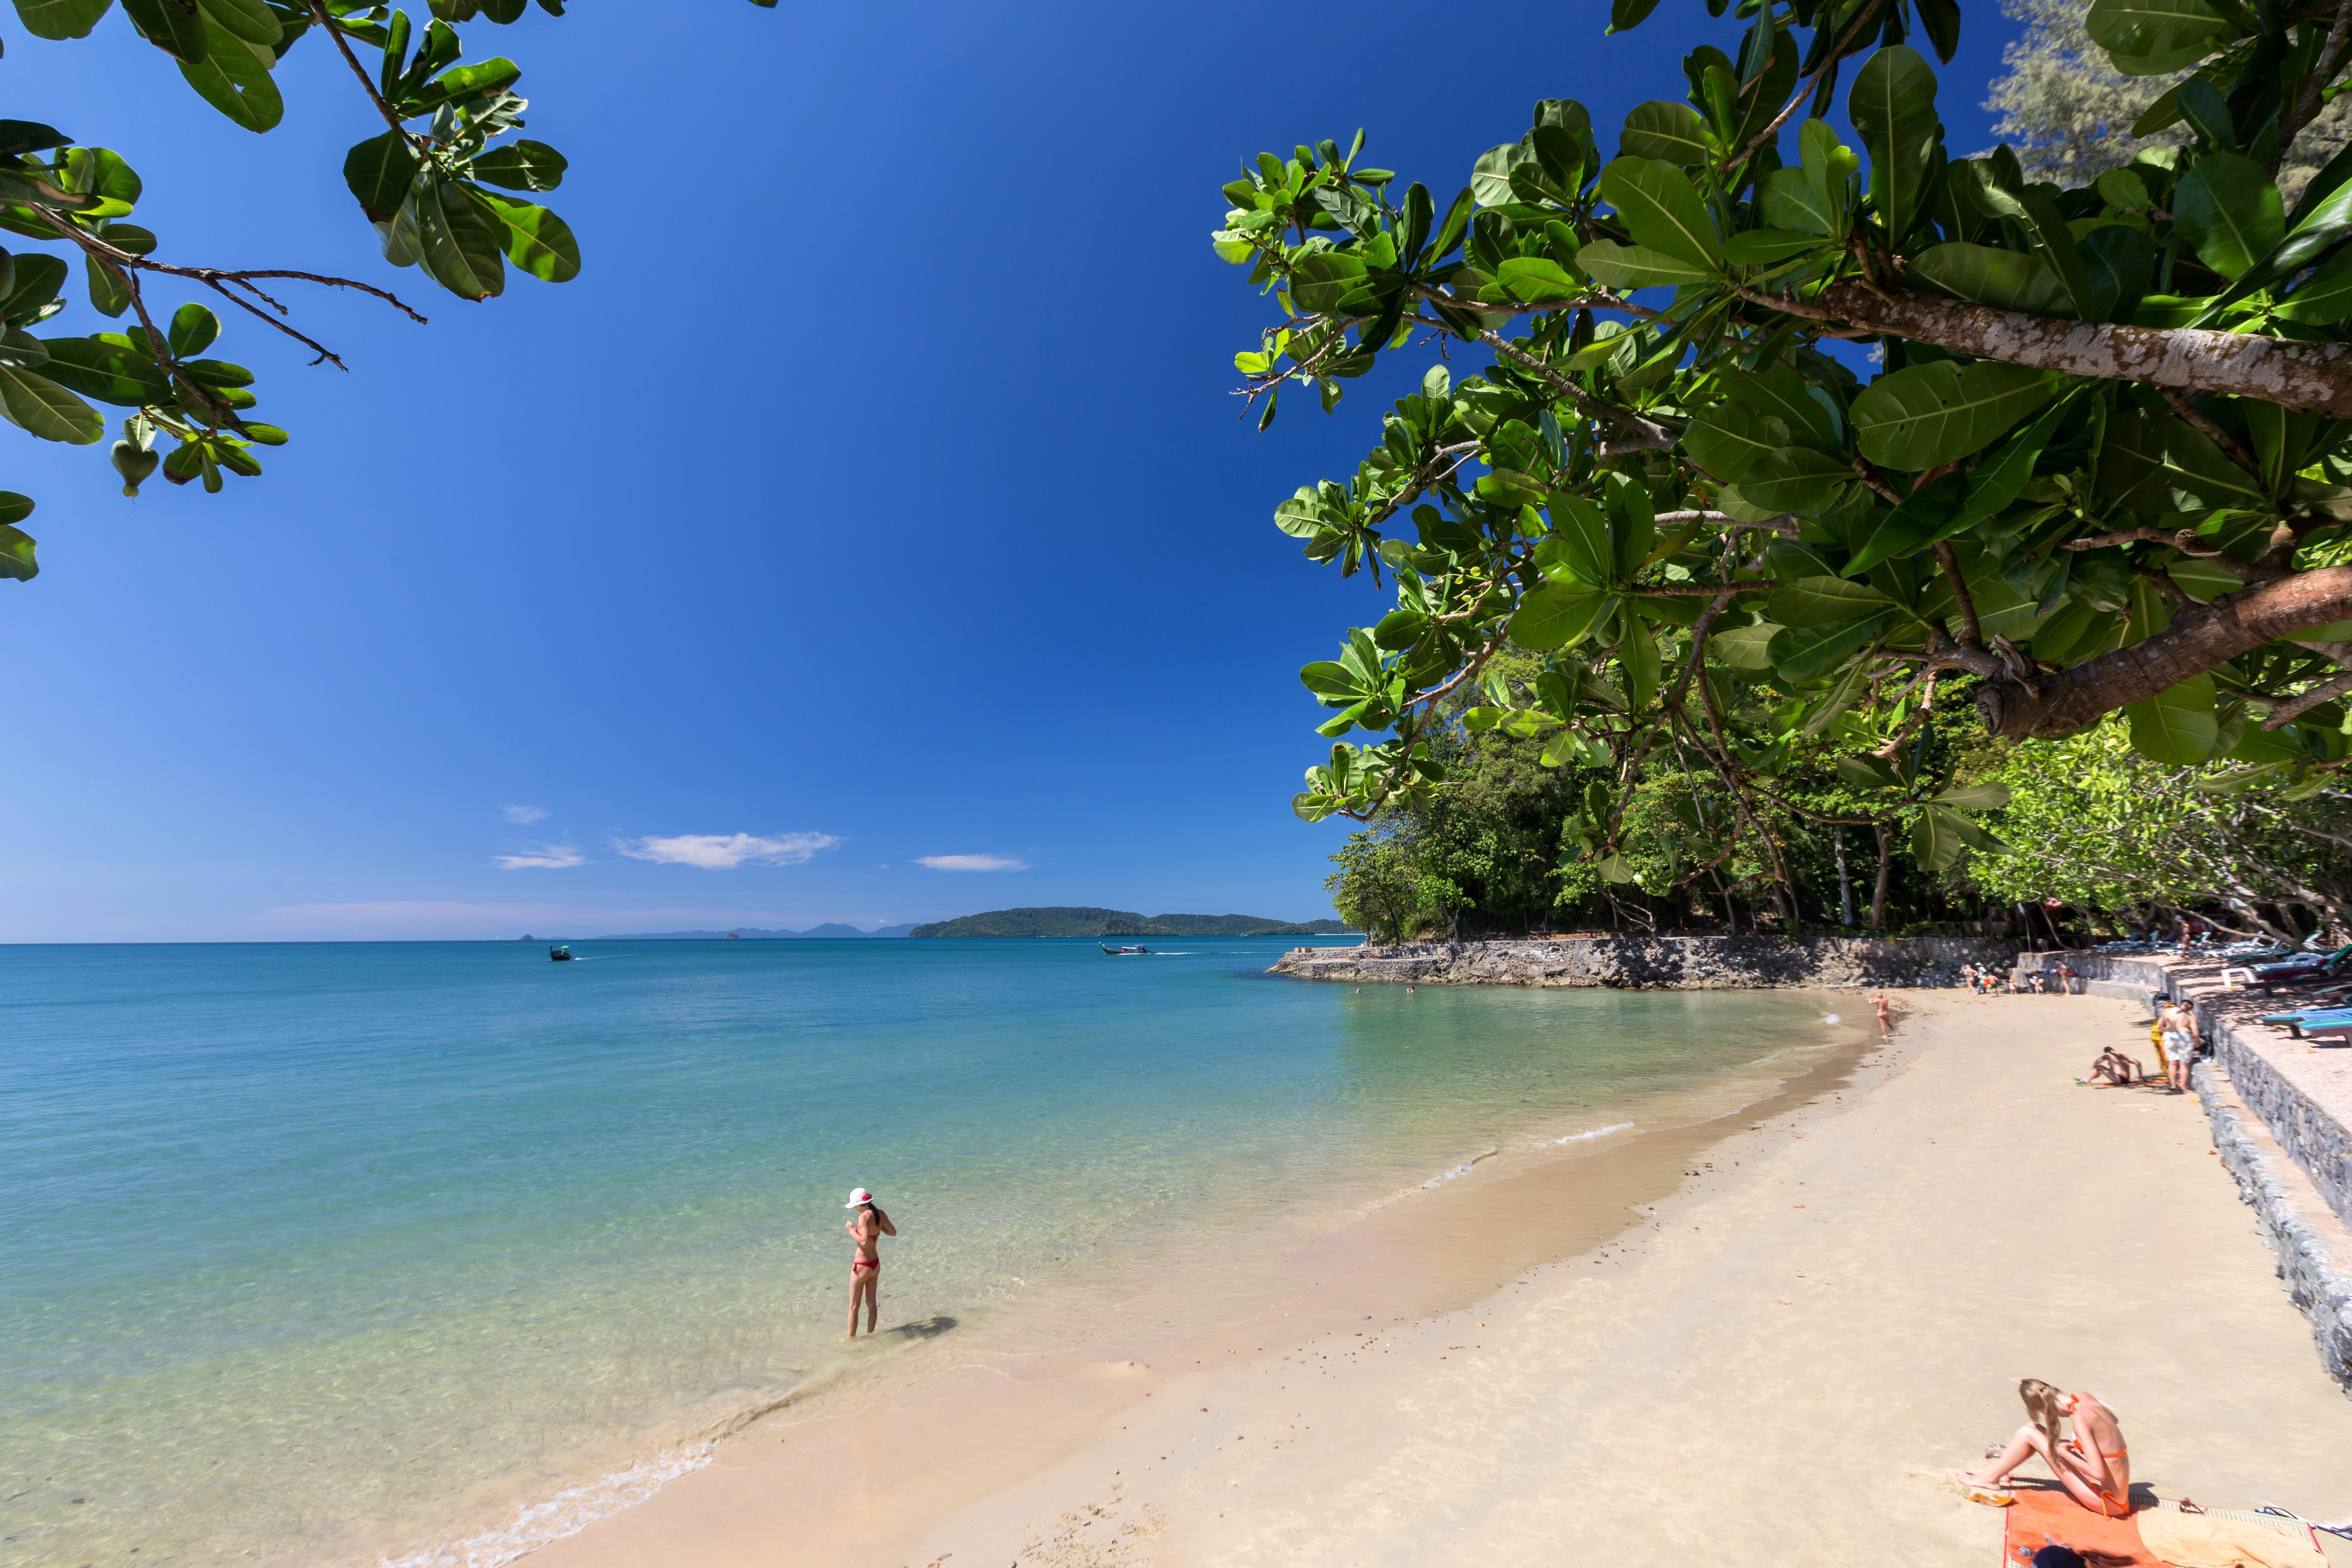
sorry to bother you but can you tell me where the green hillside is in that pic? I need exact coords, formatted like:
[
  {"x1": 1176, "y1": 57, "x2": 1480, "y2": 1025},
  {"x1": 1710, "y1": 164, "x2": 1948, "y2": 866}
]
[{"x1": 907, "y1": 906, "x2": 1354, "y2": 938}]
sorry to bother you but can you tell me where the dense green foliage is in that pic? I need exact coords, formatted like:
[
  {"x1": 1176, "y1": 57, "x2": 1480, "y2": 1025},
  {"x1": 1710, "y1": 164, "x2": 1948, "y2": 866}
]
[
  {"x1": 1325, "y1": 650, "x2": 2010, "y2": 937},
  {"x1": 908, "y1": 908, "x2": 1354, "y2": 939},
  {"x1": 0, "y1": 0, "x2": 769, "y2": 584},
  {"x1": 1222, "y1": 0, "x2": 2352, "y2": 925},
  {"x1": 1978, "y1": 718, "x2": 2352, "y2": 935}
]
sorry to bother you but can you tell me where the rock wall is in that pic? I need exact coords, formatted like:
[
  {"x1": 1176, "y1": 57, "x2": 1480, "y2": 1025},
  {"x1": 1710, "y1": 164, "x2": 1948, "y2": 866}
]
[{"x1": 1270, "y1": 934, "x2": 2019, "y2": 990}]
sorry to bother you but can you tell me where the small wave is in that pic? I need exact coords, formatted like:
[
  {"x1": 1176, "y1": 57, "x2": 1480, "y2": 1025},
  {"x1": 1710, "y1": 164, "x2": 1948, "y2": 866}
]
[
  {"x1": 1823, "y1": 1013, "x2": 1840, "y2": 1023},
  {"x1": 1542, "y1": 1120, "x2": 1633, "y2": 1147},
  {"x1": 1422, "y1": 1147, "x2": 1500, "y2": 1188},
  {"x1": 375, "y1": 1446, "x2": 710, "y2": 1568}
]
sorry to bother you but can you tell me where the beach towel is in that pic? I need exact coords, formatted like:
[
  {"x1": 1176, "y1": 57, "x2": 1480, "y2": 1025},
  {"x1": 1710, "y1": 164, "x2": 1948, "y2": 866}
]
[
  {"x1": 2003, "y1": 1485, "x2": 2159, "y2": 1565},
  {"x1": 2135, "y1": 1509, "x2": 2328, "y2": 1568}
]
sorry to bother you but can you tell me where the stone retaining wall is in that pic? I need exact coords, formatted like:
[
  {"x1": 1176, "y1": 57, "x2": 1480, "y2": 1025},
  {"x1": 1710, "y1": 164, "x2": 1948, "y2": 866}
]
[{"x1": 1270, "y1": 934, "x2": 2019, "y2": 990}]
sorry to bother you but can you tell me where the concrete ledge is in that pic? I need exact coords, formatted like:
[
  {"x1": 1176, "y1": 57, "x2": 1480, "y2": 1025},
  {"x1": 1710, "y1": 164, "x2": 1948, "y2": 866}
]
[{"x1": 2198, "y1": 1056, "x2": 2352, "y2": 1392}]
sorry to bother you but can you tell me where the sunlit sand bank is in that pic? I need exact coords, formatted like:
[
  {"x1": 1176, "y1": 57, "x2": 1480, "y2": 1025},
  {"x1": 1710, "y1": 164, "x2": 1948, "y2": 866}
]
[{"x1": 531, "y1": 993, "x2": 2352, "y2": 1568}]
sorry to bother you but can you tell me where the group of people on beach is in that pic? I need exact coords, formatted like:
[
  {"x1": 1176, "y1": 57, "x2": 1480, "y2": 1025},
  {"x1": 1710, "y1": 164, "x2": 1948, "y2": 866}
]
[
  {"x1": 1961, "y1": 960, "x2": 2079, "y2": 995},
  {"x1": 2084, "y1": 1001, "x2": 2200, "y2": 1095}
]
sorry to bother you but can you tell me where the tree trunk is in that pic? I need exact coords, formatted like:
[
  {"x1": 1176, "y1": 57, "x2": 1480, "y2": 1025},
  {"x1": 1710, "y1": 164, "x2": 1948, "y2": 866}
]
[
  {"x1": 1834, "y1": 825, "x2": 1854, "y2": 928},
  {"x1": 1870, "y1": 823, "x2": 1893, "y2": 937},
  {"x1": 1975, "y1": 565, "x2": 2352, "y2": 739},
  {"x1": 1800, "y1": 282, "x2": 2352, "y2": 418}
]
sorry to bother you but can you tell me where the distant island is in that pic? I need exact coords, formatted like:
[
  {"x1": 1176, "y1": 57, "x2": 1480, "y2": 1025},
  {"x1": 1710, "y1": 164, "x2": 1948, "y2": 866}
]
[
  {"x1": 554, "y1": 923, "x2": 919, "y2": 940},
  {"x1": 907, "y1": 907, "x2": 1355, "y2": 939}
]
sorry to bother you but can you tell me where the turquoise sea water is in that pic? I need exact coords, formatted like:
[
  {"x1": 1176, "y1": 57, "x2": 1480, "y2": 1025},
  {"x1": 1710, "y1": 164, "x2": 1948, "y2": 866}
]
[{"x1": 0, "y1": 938, "x2": 1856, "y2": 1568}]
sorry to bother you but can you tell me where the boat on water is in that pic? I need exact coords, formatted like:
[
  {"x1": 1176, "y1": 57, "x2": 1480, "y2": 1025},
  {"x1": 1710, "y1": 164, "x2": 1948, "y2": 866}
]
[
  {"x1": 1100, "y1": 943, "x2": 1148, "y2": 956},
  {"x1": 548, "y1": 944, "x2": 575, "y2": 962}
]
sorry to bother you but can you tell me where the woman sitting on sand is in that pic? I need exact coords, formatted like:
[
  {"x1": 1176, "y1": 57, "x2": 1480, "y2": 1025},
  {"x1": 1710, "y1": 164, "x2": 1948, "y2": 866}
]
[{"x1": 1958, "y1": 1379, "x2": 2132, "y2": 1518}]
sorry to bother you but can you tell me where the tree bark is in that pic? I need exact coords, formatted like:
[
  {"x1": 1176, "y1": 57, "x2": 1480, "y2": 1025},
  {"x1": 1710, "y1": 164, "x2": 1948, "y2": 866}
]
[
  {"x1": 1835, "y1": 824, "x2": 1854, "y2": 928},
  {"x1": 1870, "y1": 823, "x2": 1892, "y2": 936},
  {"x1": 1977, "y1": 566, "x2": 2352, "y2": 739},
  {"x1": 1788, "y1": 283, "x2": 2352, "y2": 418}
]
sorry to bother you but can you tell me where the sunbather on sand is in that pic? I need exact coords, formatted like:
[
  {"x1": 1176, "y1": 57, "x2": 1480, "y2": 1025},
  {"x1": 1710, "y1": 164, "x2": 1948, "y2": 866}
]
[
  {"x1": 1958, "y1": 1379, "x2": 2132, "y2": 1518},
  {"x1": 2085, "y1": 1045, "x2": 2141, "y2": 1087}
]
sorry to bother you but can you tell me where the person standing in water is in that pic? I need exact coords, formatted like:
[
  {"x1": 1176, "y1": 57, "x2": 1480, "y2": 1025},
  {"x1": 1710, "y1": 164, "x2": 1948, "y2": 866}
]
[{"x1": 843, "y1": 1187, "x2": 896, "y2": 1341}]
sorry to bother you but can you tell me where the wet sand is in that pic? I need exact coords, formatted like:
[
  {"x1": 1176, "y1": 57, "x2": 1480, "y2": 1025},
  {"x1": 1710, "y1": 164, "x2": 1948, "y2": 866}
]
[{"x1": 531, "y1": 993, "x2": 2352, "y2": 1567}]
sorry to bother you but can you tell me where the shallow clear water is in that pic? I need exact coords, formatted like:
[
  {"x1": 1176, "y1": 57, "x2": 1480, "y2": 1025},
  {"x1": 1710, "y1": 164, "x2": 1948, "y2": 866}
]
[{"x1": 0, "y1": 938, "x2": 1854, "y2": 1568}]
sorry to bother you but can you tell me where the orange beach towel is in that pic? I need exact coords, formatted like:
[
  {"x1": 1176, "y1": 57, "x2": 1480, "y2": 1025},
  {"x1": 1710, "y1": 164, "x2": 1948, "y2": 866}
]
[{"x1": 2002, "y1": 1483, "x2": 2160, "y2": 1565}]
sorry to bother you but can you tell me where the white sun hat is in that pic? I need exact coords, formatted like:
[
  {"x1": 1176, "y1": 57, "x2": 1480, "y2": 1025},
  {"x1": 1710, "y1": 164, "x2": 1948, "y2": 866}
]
[{"x1": 845, "y1": 1188, "x2": 875, "y2": 1208}]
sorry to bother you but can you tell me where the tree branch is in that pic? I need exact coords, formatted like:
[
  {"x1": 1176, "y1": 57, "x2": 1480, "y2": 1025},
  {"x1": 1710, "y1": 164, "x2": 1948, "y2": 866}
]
[
  {"x1": 1935, "y1": 541, "x2": 1982, "y2": 647},
  {"x1": 1980, "y1": 565, "x2": 2352, "y2": 738},
  {"x1": 2263, "y1": 668, "x2": 2352, "y2": 728},
  {"x1": 1749, "y1": 282, "x2": 2352, "y2": 418},
  {"x1": 2286, "y1": 0, "x2": 2352, "y2": 154},
  {"x1": 1653, "y1": 507, "x2": 1799, "y2": 539},
  {"x1": 2159, "y1": 386, "x2": 2268, "y2": 485},
  {"x1": 309, "y1": 0, "x2": 417, "y2": 140}
]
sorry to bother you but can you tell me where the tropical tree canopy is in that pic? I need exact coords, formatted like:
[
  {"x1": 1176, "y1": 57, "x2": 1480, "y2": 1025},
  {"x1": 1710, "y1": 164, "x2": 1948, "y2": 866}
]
[
  {"x1": 1222, "y1": 0, "x2": 2352, "y2": 900},
  {"x1": 0, "y1": 0, "x2": 771, "y2": 584}
]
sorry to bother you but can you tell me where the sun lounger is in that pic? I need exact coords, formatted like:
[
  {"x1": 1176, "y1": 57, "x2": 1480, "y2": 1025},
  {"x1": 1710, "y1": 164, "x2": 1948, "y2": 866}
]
[{"x1": 2276, "y1": 1007, "x2": 2352, "y2": 1040}]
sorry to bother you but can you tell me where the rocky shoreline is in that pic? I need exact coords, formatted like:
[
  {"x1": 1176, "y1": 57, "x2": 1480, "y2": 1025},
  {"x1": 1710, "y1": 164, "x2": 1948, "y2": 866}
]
[{"x1": 1271, "y1": 934, "x2": 2020, "y2": 989}]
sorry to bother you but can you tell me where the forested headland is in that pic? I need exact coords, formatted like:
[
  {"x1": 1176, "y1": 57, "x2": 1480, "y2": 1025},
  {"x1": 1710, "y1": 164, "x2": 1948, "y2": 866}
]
[{"x1": 909, "y1": 908, "x2": 1354, "y2": 939}]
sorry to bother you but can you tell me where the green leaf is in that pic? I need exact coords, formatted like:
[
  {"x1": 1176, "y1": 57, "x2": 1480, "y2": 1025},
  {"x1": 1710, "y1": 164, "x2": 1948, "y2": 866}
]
[
  {"x1": 1509, "y1": 581, "x2": 1614, "y2": 649},
  {"x1": 1835, "y1": 753, "x2": 1903, "y2": 789},
  {"x1": 1539, "y1": 490, "x2": 1615, "y2": 584},
  {"x1": 1721, "y1": 228, "x2": 1824, "y2": 266},
  {"x1": 1620, "y1": 616, "x2": 1660, "y2": 707},
  {"x1": 2170, "y1": 152, "x2": 2282, "y2": 281},
  {"x1": 167, "y1": 302, "x2": 219, "y2": 357},
  {"x1": 1909, "y1": 241, "x2": 2073, "y2": 315},
  {"x1": 1932, "y1": 781, "x2": 2012, "y2": 808},
  {"x1": 1736, "y1": 446, "x2": 1853, "y2": 513},
  {"x1": 0, "y1": 362, "x2": 103, "y2": 442},
  {"x1": 1758, "y1": 165, "x2": 1839, "y2": 236},
  {"x1": 0, "y1": 522, "x2": 36, "y2": 582},
  {"x1": 343, "y1": 130, "x2": 420, "y2": 222},
  {"x1": 1470, "y1": 143, "x2": 1534, "y2": 208},
  {"x1": 122, "y1": 0, "x2": 207, "y2": 58},
  {"x1": 1574, "y1": 240, "x2": 1718, "y2": 290},
  {"x1": 13, "y1": 0, "x2": 111, "y2": 39},
  {"x1": 1495, "y1": 256, "x2": 1584, "y2": 302},
  {"x1": 1708, "y1": 621, "x2": 1779, "y2": 671},
  {"x1": 1609, "y1": 0, "x2": 1663, "y2": 30},
  {"x1": 1684, "y1": 402, "x2": 1768, "y2": 482},
  {"x1": 1847, "y1": 45, "x2": 1939, "y2": 245},
  {"x1": 2125, "y1": 674, "x2": 2219, "y2": 763},
  {"x1": 1718, "y1": 363, "x2": 1840, "y2": 447},
  {"x1": 178, "y1": 21, "x2": 283, "y2": 132},
  {"x1": 2085, "y1": 0, "x2": 2235, "y2": 71},
  {"x1": 404, "y1": 56, "x2": 523, "y2": 114},
  {"x1": 1846, "y1": 392, "x2": 2076, "y2": 576},
  {"x1": 1619, "y1": 100, "x2": 1709, "y2": 166},
  {"x1": 196, "y1": 0, "x2": 279, "y2": 46},
  {"x1": 1605, "y1": 470, "x2": 1654, "y2": 577},
  {"x1": 1288, "y1": 252, "x2": 1368, "y2": 314},
  {"x1": 411, "y1": 176, "x2": 505, "y2": 300},
  {"x1": 2278, "y1": 246, "x2": 2352, "y2": 323},
  {"x1": 1598, "y1": 155, "x2": 1721, "y2": 269},
  {"x1": 1770, "y1": 606, "x2": 1899, "y2": 683},
  {"x1": 0, "y1": 253, "x2": 67, "y2": 328},
  {"x1": 1911, "y1": 805, "x2": 1966, "y2": 871},
  {"x1": 468, "y1": 138, "x2": 567, "y2": 193},
  {"x1": 1850, "y1": 360, "x2": 2058, "y2": 472},
  {"x1": 35, "y1": 334, "x2": 172, "y2": 404},
  {"x1": 1767, "y1": 574, "x2": 1893, "y2": 628},
  {"x1": 466, "y1": 187, "x2": 579, "y2": 282},
  {"x1": 0, "y1": 490, "x2": 32, "y2": 525}
]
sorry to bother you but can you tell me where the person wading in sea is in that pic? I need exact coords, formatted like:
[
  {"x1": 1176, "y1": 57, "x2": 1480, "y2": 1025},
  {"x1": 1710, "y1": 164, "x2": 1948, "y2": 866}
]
[{"x1": 843, "y1": 1187, "x2": 896, "y2": 1341}]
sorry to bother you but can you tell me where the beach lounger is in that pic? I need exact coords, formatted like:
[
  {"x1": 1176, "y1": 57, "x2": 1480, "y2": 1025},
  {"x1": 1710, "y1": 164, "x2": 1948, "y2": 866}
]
[{"x1": 2274, "y1": 1007, "x2": 2352, "y2": 1041}]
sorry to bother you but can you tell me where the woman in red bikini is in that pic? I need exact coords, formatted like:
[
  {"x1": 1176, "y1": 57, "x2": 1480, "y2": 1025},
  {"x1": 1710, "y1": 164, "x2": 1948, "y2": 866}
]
[
  {"x1": 843, "y1": 1187, "x2": 897, "y2": 1341},
  {"x1": 1958, "y1": 1381, "x2": 2132, "y2": 1518}
]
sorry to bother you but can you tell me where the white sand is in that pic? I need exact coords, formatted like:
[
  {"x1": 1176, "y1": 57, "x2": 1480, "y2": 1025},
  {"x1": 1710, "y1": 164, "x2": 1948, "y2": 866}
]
[{"x1": 535, "y1": 993, "x2": 2352, "y2": 1567}]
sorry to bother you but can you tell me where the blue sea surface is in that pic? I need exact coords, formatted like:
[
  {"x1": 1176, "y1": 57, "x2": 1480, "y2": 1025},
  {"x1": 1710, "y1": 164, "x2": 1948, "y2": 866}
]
[{"x1": 0, "y1": 937, "x2": 1851, "y2": 1568}]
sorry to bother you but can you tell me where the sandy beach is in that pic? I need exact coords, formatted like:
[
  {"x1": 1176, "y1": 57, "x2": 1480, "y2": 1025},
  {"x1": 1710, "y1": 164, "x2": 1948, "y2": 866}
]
[{"x1": 531, "y1": 991, "x2": 2352, "y2": 1568}]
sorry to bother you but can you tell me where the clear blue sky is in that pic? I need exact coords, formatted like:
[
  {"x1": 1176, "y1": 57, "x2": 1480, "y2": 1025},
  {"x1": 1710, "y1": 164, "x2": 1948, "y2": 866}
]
[{"x1": 0, "y1": 1, "x2": 2023, "y2": 941}]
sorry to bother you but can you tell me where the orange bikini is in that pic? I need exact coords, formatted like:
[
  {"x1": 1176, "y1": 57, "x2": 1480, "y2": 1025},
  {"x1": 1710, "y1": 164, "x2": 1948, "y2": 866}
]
[{"x1": 2064, "y1": 1398, "x2": 2131, "y2": 1519}]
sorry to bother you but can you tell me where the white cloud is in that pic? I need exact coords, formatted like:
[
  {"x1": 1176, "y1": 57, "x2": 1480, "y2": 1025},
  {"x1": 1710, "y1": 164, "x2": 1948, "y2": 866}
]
[
  {"x1": 916, "y1": 854, "x2": 1029, "y2": 872},
  {"x1": 493, "y1": 842, "x2": 587, "y2": 871},
  {"x1": 503, "y1": 804, "x2": 549, "y2": 824},
  {"x1": 616, "y1": 831, "x2": 842, "y2": 870}
]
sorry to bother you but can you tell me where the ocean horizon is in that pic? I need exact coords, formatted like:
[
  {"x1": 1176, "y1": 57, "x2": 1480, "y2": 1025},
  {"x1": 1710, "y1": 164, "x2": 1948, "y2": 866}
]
[{"x1": 2, "y1": 937, "x2": 1860, "y2": 1568}]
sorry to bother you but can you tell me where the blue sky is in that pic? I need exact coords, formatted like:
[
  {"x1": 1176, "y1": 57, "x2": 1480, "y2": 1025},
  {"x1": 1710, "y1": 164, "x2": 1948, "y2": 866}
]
[{"x1": 0, "y1": 0, "x2": 2023, "y2": 941}]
